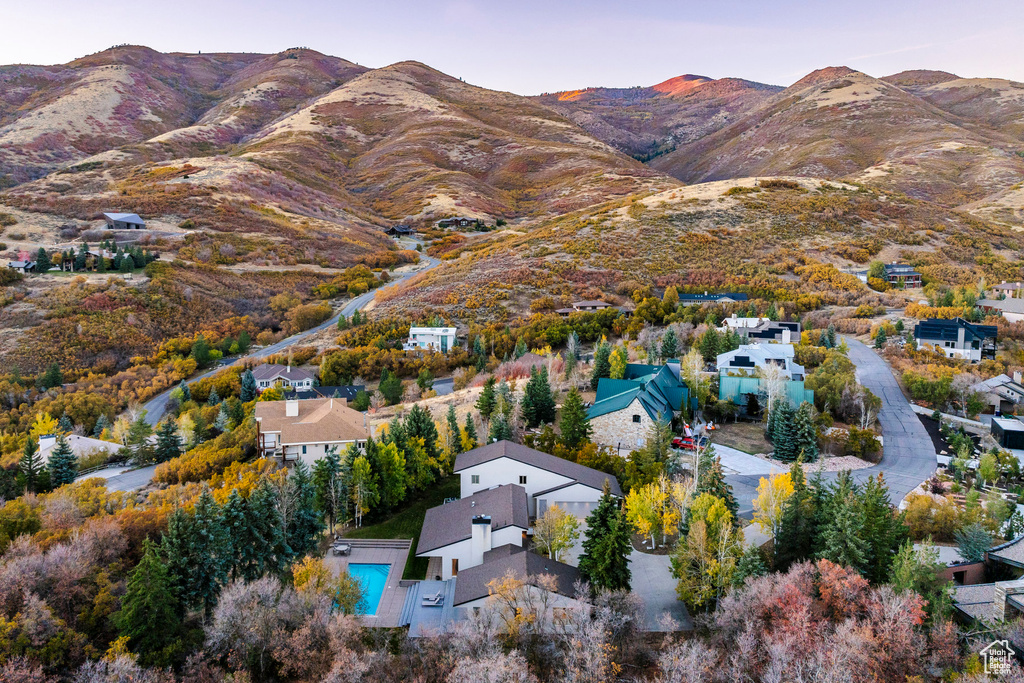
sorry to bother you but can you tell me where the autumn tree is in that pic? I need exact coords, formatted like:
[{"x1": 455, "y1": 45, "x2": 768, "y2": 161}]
[
  {"x1": 533, "y1": 504, "x2": 580, "y2": 562},
  {"x1": 350, "y1": 455, "x2": 378, "y2": 527},
  {"x1": 671, "y1": 493, "x2": 741, "y2": 612},
  {"x1": 752, "y1": 471, "x2": 794, "y2": 538}
]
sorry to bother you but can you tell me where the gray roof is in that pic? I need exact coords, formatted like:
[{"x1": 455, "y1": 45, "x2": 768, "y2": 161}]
[
  {"x1": 103, "y1": 212, "x2": 144, "y2": 223},
  {"x1": 454, "y1": 441, "x2": 622, "y2": 497},
  {"x1": 452, "y1": 549, "x2": 581, "y2": 605},
  {"x1": 989, "y1": 535, "x2": 1024, "y2": 568},
  {"x1": 416, "y1": 485, "x2": 529, "y2": 554},
  {"x1": 952, "y1": 583, "x2": 996, "y2": 621},
  {"x1": 980, "y1": 298, "x2": 1024, "y2": 314},
  {"x1": 251, "y1": 363, "x2": 315, "y2": 382},
  {"x1": 294, "y1": 385, "x2": 364, "y2": 401}
]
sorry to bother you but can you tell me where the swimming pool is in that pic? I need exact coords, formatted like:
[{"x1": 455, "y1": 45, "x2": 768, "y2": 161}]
[{"x1": 348, "y1": 563, "x2": 391, "y2": 615}]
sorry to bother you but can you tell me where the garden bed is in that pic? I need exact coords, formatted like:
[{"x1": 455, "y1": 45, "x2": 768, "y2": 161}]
[{"x1": 917, "y1": 414, "x2": 979, "y2": 457}]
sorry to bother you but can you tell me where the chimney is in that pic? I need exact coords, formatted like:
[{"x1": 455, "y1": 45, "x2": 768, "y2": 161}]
[
  {"x1": 781, "y1": 329, "x2": 792, "y2": 344},
  {"x1": 285, "y1": 400, "x2": 299, "y2": 417},
  {"x1": 470, "y1": 515, "x2": 492, "y2": 567},
  {"x1": 993, "y1": 578, "x2": 1024, "y2": 622},
  {"x1": 1015, "y1": 371, "x2": 1022, "y2": 384},
  {"x1": 732, "y1": 313, "x2": 738, "y2": 319}
]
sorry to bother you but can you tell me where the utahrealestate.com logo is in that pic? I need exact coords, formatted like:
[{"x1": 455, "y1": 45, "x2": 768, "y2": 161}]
[{"x1": 981, "y1": 639, "x2": 1016, "y2": 676}]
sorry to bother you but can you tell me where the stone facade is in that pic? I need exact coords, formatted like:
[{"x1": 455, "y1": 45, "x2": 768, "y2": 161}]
[{"x1": 589, "y1": 397, "x2": 657, "y2": 450}]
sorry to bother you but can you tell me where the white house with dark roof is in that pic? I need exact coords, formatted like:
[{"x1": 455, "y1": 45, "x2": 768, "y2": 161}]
[
  {"x1": 102, "y1": 212, "x2": 146, "y2": 229},
  {"x1": 716, "y1": 343, "x2": 805, "y2": 381},
  {"x1": 453, "y1": 440, "x2": 621, "y2": 518},
  {"x1": 251, "y1": 363, "x2": 315, "y2": 391},
  {"x1": 403, "y1": 327, "x2": 456, "y2": 353},
  {"x1": 415, "y1": 484, "x2": 529, "y2": 580}
]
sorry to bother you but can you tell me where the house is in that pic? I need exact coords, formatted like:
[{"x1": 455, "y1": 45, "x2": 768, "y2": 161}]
[
  {"x1": 588, "y1": 362, "x2": 690, "y2": 451},
  {"x1": 403, "y1": 327, "x2": 456, "y2": 353},
  {"x1": 416, "y1": 484, "x2": 530, "y2": 580},
  {"x1": 716, "y1": 343, "x2": 805, "y2": 381},
  {"x1": 292, "y1": 385, "x2": 365, "y2": 402},
  {"x1": 450, "y1": 545, "x2": 584, "y2": 614},
  {"x1": 991, "y1": 281, "x2": 1024, "y2": 299},
  {"x1": 678, "y1": 291, "x2": 749, "y2": 305},
  {"x1": 436, "y1": 217, "x2": 477, "y2": 229},
  {"x1": 254, "y1": 398, "x2": 368, "y2": 467},
  {"x1": 746, "y1": 320, "x2": 801, "y2": 343},
  {"x1": 951, "y1": 535, "x2": 1024, "y2": 623},
  {"x1": 384, "y1": 225, "x2": 415, "y2": 237},
  {"x1": 454, "y1": 440, "x2": 622, "y2": 518},
  {"x1": 102, "y1": 212, "x2": 146, "y2": 230},
  {"x1": 978, "y1": 298, "x2": 1024, "y2": 324},
  {"x1": 7, "y1": 260, "x2": 35, "y2": 273},
  {"x1": 992, "y1": 417, "x2": 1024, "y2": 450},
  {"x1": 251, "y1": 364, "x2": 315, "y2": 391},
  {"x1": 555, "y1": 300, "x2": 614, "y2": 316},
  {"x1": 855, "y1": 263, "x2": 922, "y2": 288},
  {"x1": 973, "y1": 373, "x2": 1024, "y2": 415},
  {"x1": 914, "y1": 318, "x2": 997, "y2": 362},
  {"x1": 38, "y1": 434, "x2": 120, "y2": 464}
]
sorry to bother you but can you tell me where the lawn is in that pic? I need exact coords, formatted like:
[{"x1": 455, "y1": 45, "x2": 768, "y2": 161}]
[
  {"x1": 713, "y1": 420, "x2": 771, "y2": 455},
  {"x1": 344, "y1": 475, "x2": 461, "y2": 580}
]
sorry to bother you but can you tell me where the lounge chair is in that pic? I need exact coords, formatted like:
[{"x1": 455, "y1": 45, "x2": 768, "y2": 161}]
[{"x1": 421, "y1": 592, "x2": 443, "y2": 607}]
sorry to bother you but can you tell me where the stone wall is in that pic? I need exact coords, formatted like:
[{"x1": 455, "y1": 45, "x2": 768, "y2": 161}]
[{"x1": 590, "y1": 398, "x2": 655, "y2": 451}]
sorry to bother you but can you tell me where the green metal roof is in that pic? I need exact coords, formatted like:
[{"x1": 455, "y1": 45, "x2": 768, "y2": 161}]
[{"x1": 588, "y1": 364, "x2": 689, "y2": 422}]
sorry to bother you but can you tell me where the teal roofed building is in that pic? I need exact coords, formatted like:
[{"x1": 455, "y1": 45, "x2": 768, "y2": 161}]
[{"x1": 588, "y1": 362, "x2": 691, "y2": 452}]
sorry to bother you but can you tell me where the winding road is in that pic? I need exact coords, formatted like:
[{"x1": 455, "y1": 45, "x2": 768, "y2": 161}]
[
  {"x1": 141, "y1": 254, "x2": 440, "y2": 427},
  {"x1": 726, "y1": 336, "x2": 937, "y2": 517}
]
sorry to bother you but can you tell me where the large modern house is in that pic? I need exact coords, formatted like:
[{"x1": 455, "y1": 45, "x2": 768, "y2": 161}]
[
  {"x1": 678, "y1": 291, "x2": 749, "y2": 305},
  {"x1": 716, "y1": 344, "x2": 814, "y2": 409},
  {"x1": 453, "y1": 440, "x2": 622, "y2": 518},
  {"x1": 251, "y1": 364, "x2": 316, "y2": 391},
  {"x1": 102, "y1": 212, "x2": 146, "y2": 230},
  {"x1": 914, "y1": 318, "x2": 997, "y2": 362},
  {"x1": 403, "y1": 327, "x2": 457, "y2": 353},
  {"x1": 588, "y1": 362, "x2": 690, "y2": 451},
  {"x1": 855, "y1": 262, "x2": 922, "y2": 288},
  {"x1": 719, "y1": 316, "x2": 801, "y2": 343},
  {"x1": 254, "y1": 398, "x2": 368, "y2": 467}
]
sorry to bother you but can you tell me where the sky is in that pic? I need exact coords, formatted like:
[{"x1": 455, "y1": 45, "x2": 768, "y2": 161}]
[{"x1": 4, "y1": 0, "x2": 1024, "y2": 94}]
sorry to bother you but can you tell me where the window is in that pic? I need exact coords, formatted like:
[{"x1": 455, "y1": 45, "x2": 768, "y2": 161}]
[
  {"x1": 302, "y1": 445, "x2": 307, "y2": 455},
  {"x1": 471, "y1": 474, "x2": 480, "y2": 484},
  {"x1": 632, "y1": 414, "x2": 641, "y2": 423},
  {"x1": 519, "y1": 475, "x2": 527, "y2": 485}
]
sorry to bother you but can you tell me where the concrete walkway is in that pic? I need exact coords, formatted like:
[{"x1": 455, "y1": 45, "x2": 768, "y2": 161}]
[
  {"x1": 715, "y1": 444, "x2": 786, "y2": 477},
  {"x1": 78, "y1": 465, "x2": 158, "y2": 492},
  {"x1": 628, "y1": 550, "x2": 693, "y2": 631}
]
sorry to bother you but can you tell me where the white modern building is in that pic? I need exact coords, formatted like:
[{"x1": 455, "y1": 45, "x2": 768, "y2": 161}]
[
  {"x1": 415, "y1": 484, "x2": 529, "y2": 580},
  {"x1": 254, "y1": 398, "x2": 368, "y2": 467},
  {"x1": 454, "y1": 440, "x2": 621, "y2": 518},
  {"x1": 716, "y1": 343, "x2": 805, "y2": 381},
  {"x1": 403, "y1": 327, "x2": 456, "y2": 353}
]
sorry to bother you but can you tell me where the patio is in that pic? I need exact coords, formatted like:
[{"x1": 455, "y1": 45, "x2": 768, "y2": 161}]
[{"x1": 324, "y1": 539, "x2": 411, "y2": 627}]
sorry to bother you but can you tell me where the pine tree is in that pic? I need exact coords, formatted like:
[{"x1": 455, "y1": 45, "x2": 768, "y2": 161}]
[
  {"x1": 288, "y1": 461, "x2": 325, "y2": 557},
  {"x1": 860, "y1": 474, "x2": 908, "y2": 584},
  {"x1": 818, "y1": 490, "x2": 869, "y2": 573},
  {"x1": 214, "y1": 404, "x2": 230, "y2": 432},
  {"x1": 352, "y1": 309, "x2": 361, "y2": 325},
  {"x1": 488, "y1": 413, "x2": 513, "y2": 442},
  {"x1": 242, "y1": 478, "x2": 288, "y2": 577},
  {"x1": 75, "y1": 243, "x2": 88, "y2": 270},
  {"x1": 696, "y1": 448, "x2": 738, "y2": 520},
  {"x1": 697, "y1": 328, "x2": 720, "y2": 362},
  {"x1": 514, "y1": 338, "x2": 528, "y2": 358},
  {"x1": 93, "y1": 414, "x2": 110, "y2": 437},
  {"x1": 127, "y1": 415, "x2": 154, "y2": 463},
  {"x1": 337, "y1": 314, "x2": 348, "y2": 331},
  {"x1": 39, "y1": 362, "x2": 63, "y2": 389},
  {"x1": 404, "y1": 403, "x2": 441, "y2": 464},
  {"x1": 875, "y1": 327, "x2": 886, "y2": 348},
  {"x1": 765, "y1": 302, "x2": 779, "y2": 321},
  {"x1": 827, "y1": 323, "x2": 837, "y2": 347},
  {"x1": 521, "y1": 367, "x2": 541, "y2": 428},
  {"x1": 476, "y1": 376, "x2": 497, "y2": 419},
  {"x1": 792, "y1": 401, "x2": 819, "y2": 461},
  {"x1": 733, "y1": 545, "x2": 768, "y2": 587},
  {"x1": 445, "y1": 405, "x2": 463, "y2": 458},
  {"x1": 221, "y1": 489, "x2": 249, "y2": 580},
  {"x1": 115, "y1": 538, "x2": 180, "y2": 662},
  {"x1": 48, "y1": 433, "x2": 78, "y2": 487},
  {"x1": 96, "y1": 251, "x2": 106, "y2": 273},
  {"x1": 178, "y1": 380, "x2": 191, "y2": 403},
  {"x1": 559, "y1": 387, "x2": 592, "y2": 449},
  {"x1": 578, "y1": 486, "x2": 633, "y2": 591},
  {"x1": 240, "y1": 370, "x2": 257, "y2": 402},
  {"x1": 20, "y1": 436, "x2": 42, "y2": 493},
  {"x1": 206, "y1": 387, "x2": 220, "y2": 406},
  {"x1": 464, "y1": 413, "x2": 478, "y2": 450},
  {"x1": 35, "y1": 247, "x2": 51, "y2": 272},
  {"x1": 660, "y1": 328, "x2": 678, "y2": 360},
  {"x1": 154, "y1": 420, "x2": 182, "y2": 464},
  {"x1": 57, "y1": 414, "x2": 73, "y2": 434},
  {"x1": 774, "y1": 460, "x2": 816, "y2": 570},
  {"x1": 162, "y1": 489, "x2": 230, "y2": 615},
  {"x1": 818, "y1": 330, "x2": 828, "y2": 347},
  {"x1": 378, "y1": 369, "x2": 402, "y2": 405},
  {"x1": 770, "y1": 401, "x2": 797, "y2": 461},
  {"x1": 590, "y1": 342, "x2": 611, "y2": 391}
]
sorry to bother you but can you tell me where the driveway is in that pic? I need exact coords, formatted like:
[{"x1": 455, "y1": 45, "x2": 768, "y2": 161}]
[
  {"x1": 726, "y1": 336, "x2": 936, "y2": 517},
  {"x1": 85, "y1": 465, "x2": 159, "y2": 492},
  {"x1": 629, "y1": 550, "x2": 693, "y2": 631},
  {"x1": 142, "y1": 255, "x2": 440, "y2": 427}
]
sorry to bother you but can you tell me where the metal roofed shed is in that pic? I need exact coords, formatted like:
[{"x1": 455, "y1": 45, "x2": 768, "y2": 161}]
[{"x1": 102, "y1": 212, "x2": 146, "y2": 229}]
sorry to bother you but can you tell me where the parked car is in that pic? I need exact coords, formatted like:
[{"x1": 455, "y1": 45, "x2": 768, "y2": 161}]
[{"x1": 672, "y1": 436, "x2": 709, "y2": 451}]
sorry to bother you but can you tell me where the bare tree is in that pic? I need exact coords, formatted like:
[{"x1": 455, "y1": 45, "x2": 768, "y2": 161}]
[{"x1": 757, "y1": 363, "x2": 786, "y2": 423}]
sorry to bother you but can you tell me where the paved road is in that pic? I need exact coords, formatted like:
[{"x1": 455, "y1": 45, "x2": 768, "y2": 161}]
[
  {"x1": 726, "y1": 336, "x2": 936, "y2": 517},
  {"x1": 142, "y1": 255, "x2": 440, "y2": 427}
]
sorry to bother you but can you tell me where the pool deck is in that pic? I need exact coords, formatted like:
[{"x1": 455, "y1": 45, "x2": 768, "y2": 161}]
[{"x1": 325, "y1": 539, "x2": 411, "y2": 627}]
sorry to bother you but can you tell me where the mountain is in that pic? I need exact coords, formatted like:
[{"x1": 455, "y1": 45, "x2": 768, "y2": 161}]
[
  {"x1": 647, "y1": 67, "x2": 1024, "y2": 207},
  {"x1": 536, "y1": 74, "x2": 782, "y2": 160}
]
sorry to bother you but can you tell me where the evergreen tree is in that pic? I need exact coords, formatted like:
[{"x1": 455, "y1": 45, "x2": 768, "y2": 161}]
[
  {"x1": 416, "y1": 368, "x2": 434, "y2": 392},
  {"x1": 818, "y1": 330, "x2": 828, "y2": 347},
  {"x1": 220, "y1": 489, "x2": 249, "y2": 580},
  {"x1": 287, "y1": 461, "x2": 325, "y2": 557},
  {"x1": 162, "y1": 489, "x2": 230, "y2": 615},
  {"x1": 590, "y1": 341, "x2": 612, "y2": 391},
  {"x1": 875, "y1": 327, "x2": 886, "y2": 348},
  {"x1": 47, "y1": 433, "x2": 78, "y2": 487},
  {"x1": 20, "y1": 436, "x2": 42, "y2": 493},
  {"x1": 240, "y1": 370, "x2": 257, "y2": 402},
  {"x1": 337, "y1": 314, "x2": 348, "y2": 331},
  {"x1": 179, "y1": 380, "x2": 191, "y2": 403},
  {"x1": 774, "y1": 460, "x2": 816, "y2": 570},
  {"x1": 860, "y1": 474, "x2": 908, "y2": 584},
  {"x1": 792, "y1": 401, "x2": 819, "y2": 461},
  {"x1": 153, "y1": 421, "x2": 182, "y2": 464},
  {"x1": 352, "y1": 309, "x2": 361, "y2": 325},
  {"x1": 770, "y1": 401, "x2": 797, "y2": 460},
  {"x1": 827, "y1": 323, "x2": 837, "y2": 347},
  {"x1": 475, "y1": 376, "x2": 497, "y2": 419},
  {"x1": 75, "y1": 243, "x2": 88, "y2": 270},
  {"x1": 93, "y1": 414, "x2": 111, "y2": 437},
  {"x1": 765, "y1": 302, "x2": 779, "y2": 321},
  {"x1": 127, "y1": 415, "x2": 154, "y2": 463},
  {"x1": 39, "y1": 362, "x2": 63, "y2": 389},
  {"x1": 206, "y1": 387, "x2": 220, "y2": 406},
  {"x1": 697, "y1": 328, "x2": 720, "y2": 362},
  {"x1": 559, "y1": 387, "x2": 592, "y2": 449},
  {"x1": 696, "y1": 447, "x2": 738, "y2": 520},
  {"x1": 57, "y1": 413, "x2": 73, "y2": 433},
  {"x1": 733, "y1": 545, "x2": 769, "y2": 587},
  {"x1": 214, "y1": 404, "x2": 230, "y2": 432},
  {"x1": 35, "y1": 247, "x2": 51, "y2": 272},
  {"x1": 577, "y1": 485, "x2": 633, "y2": 591},
  {"x1": 115, "y1": 538, "x2": 180, "y2": 662},
  {"x1": 464, "y1": 413, "x2": 478, "y2": 450},
  {"x1": 96, "y1": 251, "x2": 106, "y2": 273},
  {"x1": 818, "y1": 490, "x2": 869, "y2": 572},
  {"x1": 488, "y1": 413, "x2": 513, "y2": 442},
  {"x1": 191, "y1": 336, "x2": 211, "y2": 367},
  {"x1": 660, "y1": 328, "x2": 678, "y2": 360},
  {"x1": 404, "y1": 403, "x2": 441, "y2": 468},
  {"x1": 521, "y1": 366, "x2": 544, "y2": 428},
  {"x1": 514, "y1": 337, "x2": 528, "y2": 358},
  {"x1": 240, "y1": 478, "x2": 288, "y2": 577},
  {"x1": 378, "y1": 369, "x2": 402, "y2": 405},
  {"x1": 445, "y1": 405, "x2": 463, "y2": 458}
]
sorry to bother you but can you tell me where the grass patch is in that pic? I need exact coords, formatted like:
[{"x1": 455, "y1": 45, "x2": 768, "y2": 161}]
[
  {"x1": 713, "y1": 420, "x2": 771, "y2": 455},
  {"x1": 344, "y1": 475, "x2": 460, "y2": 580}
]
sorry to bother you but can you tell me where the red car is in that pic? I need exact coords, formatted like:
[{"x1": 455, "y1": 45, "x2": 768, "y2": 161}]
[{"x1": 672, "y1": 436, "x2": 709, "y2": 451}]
